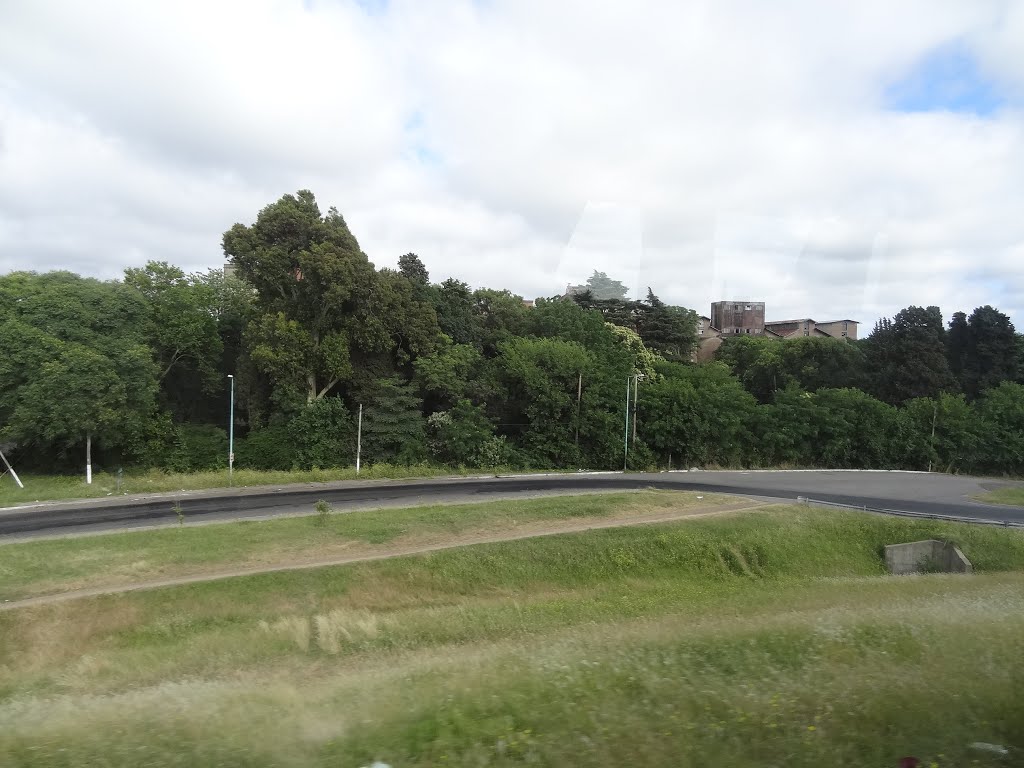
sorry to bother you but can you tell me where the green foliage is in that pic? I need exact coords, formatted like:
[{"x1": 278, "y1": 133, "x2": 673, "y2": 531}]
[
  {"x1": 863, "y1": 305, "x2": 958, "y2": 404},
  {"x1": 362, "y1": 376, "x2": 427, "y2": 464},
  {"x1": 397, "y1": 252, "x2": 430, "y2": 286},
  {"x1": 3, "y1": 192, "x2": 1023, "y2": 479},
  {"x1": 314, "y1": 498, "x2": 332, "y2": 526},
  {"x1": 974, "y1": 382, "x2": 1024, "y2": 475},
  {"x1": 572, "y1": 288, "x2": 698, "y2": 362},
  {"x1": 427, "y1": 399, "x2": 501, "y2": 466},
  {"x1": 642, "y1": 361, "x2": 756, "y2": 467},
  {"x1": 165, "y1": 424, "x2": 228, "y2": 472},
  {"x1": 431, "y1": 278, "x2": 477, "y2": 345},
  {"x1": 580, "y1": 269, "x2": 629, "y2": 300},
  {"x1": 287, "y1": 397, "x2": 355, "y2": 470},
  {"x1": 947, "y1": 305, "x2": 1019, "y2": 399},
  {"x1": 235, "y1": 425, "x2": 295, "y2": 471}
]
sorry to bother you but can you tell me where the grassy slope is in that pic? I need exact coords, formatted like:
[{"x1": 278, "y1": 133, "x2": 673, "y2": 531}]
[
  {"x1": 0, "y1": 491, "x2": 740, "y2": 600},
  {"x1": 2, "y1": 505, "x2": 1023, "y2": 766},
  {"x1": 0, "y1": 464, "x2": 524, "y2": 508},
  {"x1": 977, "y1": 486, "x2": 1024, "y2": 506}
]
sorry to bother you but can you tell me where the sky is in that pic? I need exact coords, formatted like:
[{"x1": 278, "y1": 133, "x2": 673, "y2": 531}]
[{"x1": 1, "y1": 0, "x2": 1023, "y2": 329}]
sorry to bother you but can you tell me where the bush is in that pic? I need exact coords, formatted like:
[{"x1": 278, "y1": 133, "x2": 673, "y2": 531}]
[
  {"x1": 288, "y1": 397, "x2": 355, "y2": 470},
  {"x1": 164, "y1": 424, "x2": 228, "y2": 472},
  {"x1": 235, "y1": 425, "x2": 295, "y2": 471}
]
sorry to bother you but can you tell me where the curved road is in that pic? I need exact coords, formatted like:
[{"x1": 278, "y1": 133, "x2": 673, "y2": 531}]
[{"x1": 2, "y1": 470, "x2": 1022, "y2": 539}]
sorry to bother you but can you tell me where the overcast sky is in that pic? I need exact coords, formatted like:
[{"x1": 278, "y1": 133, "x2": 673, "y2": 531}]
[{"x1": 1, "y1": 1, "x2": 1022, "y2": 328}]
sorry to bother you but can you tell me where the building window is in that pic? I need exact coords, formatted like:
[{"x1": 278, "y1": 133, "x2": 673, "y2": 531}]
[{"x1": 745, "y1": 305, "x2": 751, "y2": 311}]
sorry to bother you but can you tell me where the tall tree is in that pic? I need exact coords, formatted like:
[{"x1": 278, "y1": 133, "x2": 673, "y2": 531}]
[
  {"x1": 224, "y1": 191, "x2": 375, "y2": 407},
  {"x1": 950, "y1": 306, "x2": 1019, "y2": 399},
  {"x1": 398, "y1": 252, "x2": 430, "y2": 286},
  {"x1": 582, "y1": 270, "x2": 629, "y2": 300},
  {"x1": 432, "y1": 278, "x2": 477, "y2": 346},
  {"x1": 863, "y1": 306, "x2": 958, "y2": 404}
]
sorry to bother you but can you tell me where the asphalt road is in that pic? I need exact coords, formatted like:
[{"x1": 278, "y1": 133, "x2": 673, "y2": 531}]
[{"x1": 2, "y1": 470, "x2": 1022, "y2": 539}]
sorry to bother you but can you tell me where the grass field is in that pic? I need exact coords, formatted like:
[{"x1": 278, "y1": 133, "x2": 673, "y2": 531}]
[
  {"x1": 0, "y1": 463, "x2": 525, "y2": 508},
  {"x1": 2, "y1": 495, "x2": 1023, "y2": 766},
  {"x1": 0, "y1": 491, "x2": 743, "y2": 600},
  {"x1": 977, "y1": 485, "x2": 1024, "y2": 506}
]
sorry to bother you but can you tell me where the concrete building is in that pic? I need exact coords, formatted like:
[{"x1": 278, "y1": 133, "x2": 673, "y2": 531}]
[
  {"x1": 762, "y1": 318, "x2": 858, "y2": 340},
  {"x1": 710, "y1": 301, "x2": 766, "y2": 336},
  {"x1": 695, "y1": 301, "x2": 858, "y2": 360}
]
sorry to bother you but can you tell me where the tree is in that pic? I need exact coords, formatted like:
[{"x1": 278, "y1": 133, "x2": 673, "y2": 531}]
[
  {"x1": 494, "y1": 337, "x2": 595, "y2": 467},
  {"x1": 901, "y1": 393, "x2": 979, "y2": 473},
  {"x1": 641, "y1": 361, "x2": 756, "y2": 468},
  {"x1": 124, "y1": 261, "x2": 223, "y2": 385},
  {"x1": 427, "y1": 399, "x2": 500, "y2": 466},
  {"x1": 580, "y1": 270, "x2": 629, "y2": 300},
  {"x1": 224, "y1": 192, "x2": 375, "y2": 407},
  {"x1": 973, "y1": 382, "x2": 1024, "y2": 475},
  {"x1": 4, "y1": 343, "x2": 158, "y2": 462},
  {"x1": 361, "y1": 376, "x2": 427, "y2": 464},
  {"x1": 717, "y1": 335, "x2": 866, "y2": 403},
  {"x1": 287, "y1": 397, "x2": 355, "y2": 470},
  {"x1": 472, "y1": 288, "x2": 529, "y2": 356},
  {"x1": 413, "y1": 336, "x2": 486, "y2": 412},
  {"x1": 863, "y1": 306, "x2": 958, "y2": 404},
  {"x1": 635, "y1": 289, "x2": 698, "y2": 362},
  {"x1": 570, "y1": 289, "x2": 698, "y2": 362},
  {"x1": 398, "y1": 252, "x2": 430, "y2": 286},
  {"x1": 427, "y1": 279, "x2": 476, "y2": 346},
  {"x1": 947, "y1": 306, "x2": 1019, "y2": 399}
]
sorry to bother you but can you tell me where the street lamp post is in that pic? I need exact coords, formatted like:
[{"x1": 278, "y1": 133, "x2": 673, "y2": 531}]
[
  {"x1": 227, "y1": 374, "x2": 235, "y2": 484},
  {"x1": 624, "y1": 373, "x2": 645, "y2": 471},
  {"x1": 623, "y1": 376, "x2": 631, "y2": 471}
]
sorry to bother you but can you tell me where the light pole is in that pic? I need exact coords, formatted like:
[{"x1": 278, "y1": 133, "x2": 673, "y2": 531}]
[
  {"x1": 227, "y1": 374, "x2": 235, "y2": 484},
  {"x1": 632, "y1": 373, "x2": 645, "y2": 445},
  {"x1": 624, "y1": 372, "x2": 645, "y2": 471},
  {"x1": 623, "y1": 376, "x2": 631, "y2": 471},
  {"x1": 355, "y1": 403, "x2": 363, "y2": 474}
]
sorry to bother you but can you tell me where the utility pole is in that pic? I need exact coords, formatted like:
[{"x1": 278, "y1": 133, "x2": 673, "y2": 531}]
[
  {"x1": 227, "y1": 374, "x2": 235, "y2": 484},
  {"x1": 356, "y1": 403, "x2": 363, "y2": 474},
  {"x1": 0, "y1": 447, "x2": 24, "y2": 489}
]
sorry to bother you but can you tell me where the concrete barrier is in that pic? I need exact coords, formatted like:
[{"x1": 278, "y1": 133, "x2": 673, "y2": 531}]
[{"x1": 884, "y1": 540, "x2": 972, "y2": 575}]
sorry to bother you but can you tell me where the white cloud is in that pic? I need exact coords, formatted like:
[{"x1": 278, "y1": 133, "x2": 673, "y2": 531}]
[{"x1": 0, "y1": 0, "x2": 1022, "y2": 328}]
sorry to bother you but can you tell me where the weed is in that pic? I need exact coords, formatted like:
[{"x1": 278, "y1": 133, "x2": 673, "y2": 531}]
[{"x1": 314, "y1": 498, "x2": 332, "y2": 526}]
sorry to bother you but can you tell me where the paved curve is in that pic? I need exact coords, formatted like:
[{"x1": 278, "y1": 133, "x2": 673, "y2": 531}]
[{"x1": 2, "y1": 470, "x2": 1022, "y2": 538}]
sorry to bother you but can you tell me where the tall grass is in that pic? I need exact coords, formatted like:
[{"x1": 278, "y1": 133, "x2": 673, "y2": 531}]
[{"x1": 1, "y1": 507, "x2": 1023, "y2": 766}]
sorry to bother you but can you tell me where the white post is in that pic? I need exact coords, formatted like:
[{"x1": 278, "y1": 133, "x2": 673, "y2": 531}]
[
  {"x1": 0, "y1": 448, "x2": 24, "y2": 489},
  {"x1": 356, "y1": 403, "x2": 362, "y2": 474},
  {"x1": 86, "y1": 432, "x2": 92, "y2": 485}
]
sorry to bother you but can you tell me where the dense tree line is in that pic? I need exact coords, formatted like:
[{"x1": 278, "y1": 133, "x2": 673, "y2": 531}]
[{"x1": 1, "y1": 190, "x2": 1022, "y2": 478}]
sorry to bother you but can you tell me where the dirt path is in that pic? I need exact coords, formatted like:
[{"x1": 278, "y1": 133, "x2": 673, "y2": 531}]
[{"x1": 0, "y1": 500, "x2": 771, "y2": 612}]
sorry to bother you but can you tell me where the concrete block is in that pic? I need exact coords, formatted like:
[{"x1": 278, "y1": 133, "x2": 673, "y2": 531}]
[{"x1": 884, "y1": 540, "x2": 972, "y2": 575}]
